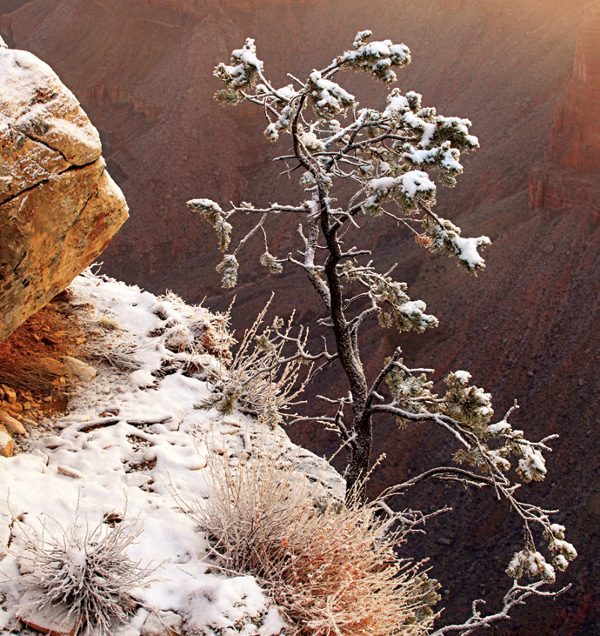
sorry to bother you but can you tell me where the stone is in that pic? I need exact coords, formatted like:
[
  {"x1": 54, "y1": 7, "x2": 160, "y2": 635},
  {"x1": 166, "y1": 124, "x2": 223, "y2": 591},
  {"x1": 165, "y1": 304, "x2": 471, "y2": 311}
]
[
  {"x1": 0, "y1": 43, "x2": 128, "y2": 342},
  {"x1": 57, "y1": 465, "x2": 82, "y2": 479},
  {"x1": 141, "y1": 611, "x2": 184, "y2": 636},
  {"x1": 63, "y1": 356, "x2": 97, "y2": 382},
  {"x1": 7, "y1": 401, "x2": 23, "y2": 413},
  {"x1": 38, "y1": 357, "x2": 68, "y2": 376},
  {"x1": 0, "y1": 430, "x2": 12, "y2": 457},
  {"x1": 1, "y1": 385, "x2": 16, "y2": 403},
  {"x1": 0, "y1": 412, "x2": 27, "y2": 435},
  {"x1": 17, "y1": 588, "x2": 81, "y2": 636}
]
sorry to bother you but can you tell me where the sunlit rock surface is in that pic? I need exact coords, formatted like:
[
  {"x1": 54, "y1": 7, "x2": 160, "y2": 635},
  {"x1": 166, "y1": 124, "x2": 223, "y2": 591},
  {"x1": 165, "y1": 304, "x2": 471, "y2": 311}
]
[{"x1": 0, "y1": 37, "x2": 128, "y2": 341}]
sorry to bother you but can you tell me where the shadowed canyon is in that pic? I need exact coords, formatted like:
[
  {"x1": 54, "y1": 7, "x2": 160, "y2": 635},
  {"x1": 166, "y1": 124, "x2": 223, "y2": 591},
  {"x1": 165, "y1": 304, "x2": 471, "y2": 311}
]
[{"x1": 1, "y1": 0, "x2": 598, "y2": 633}]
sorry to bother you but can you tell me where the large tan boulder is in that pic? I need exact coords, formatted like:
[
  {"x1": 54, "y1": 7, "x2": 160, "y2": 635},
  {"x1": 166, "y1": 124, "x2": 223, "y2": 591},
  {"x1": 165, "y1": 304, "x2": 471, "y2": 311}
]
[{"x1": 0, "y1": 36, "x2": 128, "y2": 341}]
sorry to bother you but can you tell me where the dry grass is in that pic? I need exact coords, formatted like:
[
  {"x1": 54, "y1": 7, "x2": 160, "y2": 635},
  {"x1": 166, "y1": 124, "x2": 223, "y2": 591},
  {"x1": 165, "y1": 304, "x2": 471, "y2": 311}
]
[
  {"x1": 196, "y1": 300, "x2": 312, "y2": 427},
  {"x1": 0, "y1": 299, "x2": 85, "y2": 416},
  {"x1": 182, "y1": 454, "x2": 437, "y2": 635}
]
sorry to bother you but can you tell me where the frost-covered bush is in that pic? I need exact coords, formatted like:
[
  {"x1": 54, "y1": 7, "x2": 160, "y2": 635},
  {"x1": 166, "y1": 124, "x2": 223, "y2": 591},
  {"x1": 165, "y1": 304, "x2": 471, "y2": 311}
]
[
  {"x1": 190, "y1": 30, "x2": 577, "y2": 633},
  {"x1": 195, "y1": 298, "x2": 316, "y2": 428},
  {"x1": 15, "y1": 518, "x2": 150, "y2": 636},
  {"x1": 182, "y1": 454, "x2": 437, "y2": 636}
]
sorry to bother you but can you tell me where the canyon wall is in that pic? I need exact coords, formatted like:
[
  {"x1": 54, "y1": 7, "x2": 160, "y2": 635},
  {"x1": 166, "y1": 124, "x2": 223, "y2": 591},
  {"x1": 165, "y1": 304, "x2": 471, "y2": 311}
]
[
  {"x1": 0, "y1": 0, "x2": 597, "y2": 633},
  {"x1": 529, "y1": 0, "x2": 600, "y2": 212}
]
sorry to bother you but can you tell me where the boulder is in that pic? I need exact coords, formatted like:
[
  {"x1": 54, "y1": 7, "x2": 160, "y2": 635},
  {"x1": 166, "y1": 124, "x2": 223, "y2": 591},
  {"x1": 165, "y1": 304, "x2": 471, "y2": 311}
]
[{"x1": 0, "y1": 35, "x2": 128, "y2": 341}]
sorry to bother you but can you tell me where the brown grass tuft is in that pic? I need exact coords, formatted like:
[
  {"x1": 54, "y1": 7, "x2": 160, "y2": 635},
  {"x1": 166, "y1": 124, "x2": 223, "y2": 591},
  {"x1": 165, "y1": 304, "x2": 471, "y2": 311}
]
[
  {"x1": 0, "y1": 298, "x2": 86, "y2": 417},
  {"x1": 183, "y1": 454, "x2": 437, "y2": 635}
]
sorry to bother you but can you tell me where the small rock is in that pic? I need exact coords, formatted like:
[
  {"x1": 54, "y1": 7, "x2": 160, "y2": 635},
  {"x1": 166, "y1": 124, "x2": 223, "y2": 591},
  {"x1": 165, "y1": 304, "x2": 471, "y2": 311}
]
[
  {"x1": 39, "y1": 357, "x2": 68, "y2": 376},
  {"x1": 189, "y1": 455, "x2": 208, "y2": 471},
  {"x1": 7, "y1": 401, "x2": 23, "y2": 413},
  {"x1": 222, "y1": 416, "x2": 242, "y2": 428},
  {"x1": 1, "y1": 385, "x2": 16, "y2": 403},
  {"x1": 0, "y1": 430, "x2": 13, "y2": 457},
  {"x1": 142, "y1": 611, "x2": 184, "y2": 636},
  {"x1": 17, "y1": 588, "x2": 81, "y2": 636},
  {"x1": 63, "y1": 356, "x2": 97, "y2": 382},
  {"x1": 436, "y1": 537, "x2": 454, "y2": 547},
  {"x1": 0, "y1": 412, "x2": 27, "y2": 436},
  {"x1": 57, "y1": 466, "x2": 83, "y2": 479}
]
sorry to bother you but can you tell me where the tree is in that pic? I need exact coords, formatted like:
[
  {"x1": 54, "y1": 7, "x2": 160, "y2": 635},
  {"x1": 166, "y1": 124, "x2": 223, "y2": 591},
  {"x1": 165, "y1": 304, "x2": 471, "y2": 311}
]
[{"x1": 189, "y1": 31, "x2": 576, "y2": 632}]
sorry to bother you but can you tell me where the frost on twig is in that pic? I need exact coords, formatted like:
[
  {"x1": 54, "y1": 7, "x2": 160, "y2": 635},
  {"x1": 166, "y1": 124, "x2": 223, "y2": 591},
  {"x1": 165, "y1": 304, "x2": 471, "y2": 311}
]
[{"x1": 430, "y1": 580, "x2": 571, "y2": 635}]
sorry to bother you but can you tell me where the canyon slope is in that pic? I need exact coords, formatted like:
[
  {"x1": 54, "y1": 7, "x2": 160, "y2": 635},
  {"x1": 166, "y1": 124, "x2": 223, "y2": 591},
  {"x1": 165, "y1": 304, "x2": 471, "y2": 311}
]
[{"x1": 1, "y1": 0, "x2": 598, "y2": 633}]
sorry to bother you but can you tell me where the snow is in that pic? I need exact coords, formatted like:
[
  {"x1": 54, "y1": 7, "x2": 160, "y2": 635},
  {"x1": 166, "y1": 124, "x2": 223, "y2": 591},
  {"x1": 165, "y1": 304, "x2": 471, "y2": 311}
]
[
  {"x1": 216, "y1": 38, "x2": 263, "y2": 90},
  {"x1": 486, "y1": 421, "x2": 511, "y2": 436},
  {"x1": 274, "y1": 85, "x2": 298, "y2": 102},
  {"x1": 308, "y1": 70, "x2": 355, "y2": 118},
  {"x1": 517, "y1": 443, "x2": 547, "y2": 481},
  {"x1": 0, "y1": 271, "x2": 342, "y2": 635},
  {"x1": 299, "y1": 130, "x2": 325, "y2": 153},
  {"x1": 449, "y1": 235, "x2": 491, "y2": 270},
  {"x1": 187, "y1": 199, "x2": 224, "y2": 215},
  {"x1": 369, "y1": 171, "x2": 436, "y2": 199},
  {"x1": 0, "y1": 47, "x2": 66, "y2": 120},
  {"x1": 339, "y1": 34, "x2": 411, "y2": 83},
  {"x1": 0, "y1": 46, "x2": 101, "y2": 164},
  {"x1": 453, "y1": 370, "x2": 471, "y2": 384}
]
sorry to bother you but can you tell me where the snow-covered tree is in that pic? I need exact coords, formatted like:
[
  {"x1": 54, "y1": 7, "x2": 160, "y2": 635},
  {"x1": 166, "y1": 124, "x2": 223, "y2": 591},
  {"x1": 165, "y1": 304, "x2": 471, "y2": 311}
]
[{"x1": 189, "y1": 32, "x2": 576, "y2": 632}]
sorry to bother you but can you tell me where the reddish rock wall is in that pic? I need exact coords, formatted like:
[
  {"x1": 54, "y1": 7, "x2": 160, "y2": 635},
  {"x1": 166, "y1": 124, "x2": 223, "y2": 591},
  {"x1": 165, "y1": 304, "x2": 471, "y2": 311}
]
[{"x1": 529, "y1": 1, "x2": 600, "y2": 212}]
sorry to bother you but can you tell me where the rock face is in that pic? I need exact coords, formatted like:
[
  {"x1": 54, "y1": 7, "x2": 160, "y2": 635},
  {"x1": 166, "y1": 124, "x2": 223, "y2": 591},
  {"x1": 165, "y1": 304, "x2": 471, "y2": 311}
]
[
  {"x1": 0, "y1": 36, "x2": 128, "y2": 341},
  {"x1": 529, "y1": 1, "x2": 600, "y2": 212}
]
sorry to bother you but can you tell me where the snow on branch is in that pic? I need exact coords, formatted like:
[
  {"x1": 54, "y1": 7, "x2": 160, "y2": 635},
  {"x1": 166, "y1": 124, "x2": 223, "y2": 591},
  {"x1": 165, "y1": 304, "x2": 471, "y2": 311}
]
[
  {"x1": 337, "y1": 30, "x2": 411, "y2": 83},
  {"x1": 214, "y1": 37, "x2": 263, "y2": 92}
]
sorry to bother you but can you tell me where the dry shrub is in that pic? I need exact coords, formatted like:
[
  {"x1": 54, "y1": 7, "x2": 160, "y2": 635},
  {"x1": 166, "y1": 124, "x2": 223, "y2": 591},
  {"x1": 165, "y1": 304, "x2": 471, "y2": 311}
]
[
  {"x1": 196, "y1": 300, "x2": 312, "y2": 427},
  {"x1": 183, "y1": 455, "x2": 437, "y2": 635},
  {"x1": 15, "y1": 517, "x2": 151, "y2": 636}
]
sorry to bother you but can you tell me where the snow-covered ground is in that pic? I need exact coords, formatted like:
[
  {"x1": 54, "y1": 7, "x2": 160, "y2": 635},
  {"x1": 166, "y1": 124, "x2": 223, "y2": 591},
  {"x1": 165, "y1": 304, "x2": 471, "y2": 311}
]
[{"x1": 0, "y1": 271, "x2": 342, "y2": 635}]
